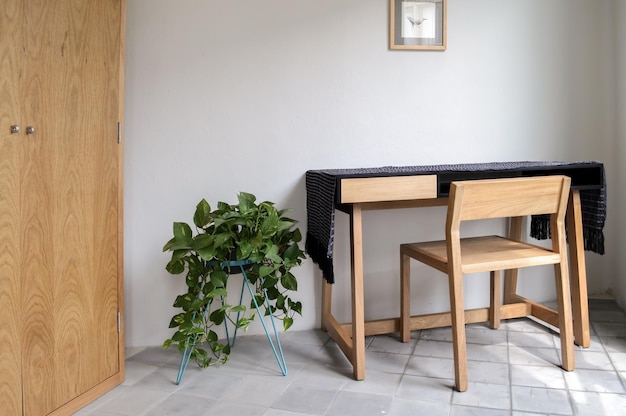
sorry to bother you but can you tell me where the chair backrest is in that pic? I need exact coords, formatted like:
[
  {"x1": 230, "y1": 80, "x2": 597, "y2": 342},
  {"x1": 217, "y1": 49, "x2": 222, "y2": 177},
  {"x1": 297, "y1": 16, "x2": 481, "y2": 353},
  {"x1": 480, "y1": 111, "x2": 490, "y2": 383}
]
[{"x1": 447, "y1": 175, "x2": 571, "y2": 227}]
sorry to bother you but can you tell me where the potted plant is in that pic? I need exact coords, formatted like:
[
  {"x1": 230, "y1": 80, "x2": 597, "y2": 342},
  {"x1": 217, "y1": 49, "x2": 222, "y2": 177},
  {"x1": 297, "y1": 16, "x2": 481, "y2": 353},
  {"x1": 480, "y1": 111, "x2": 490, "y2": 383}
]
[{"x1": 162, "y1": 192, "x2": 305, "y2": 369}]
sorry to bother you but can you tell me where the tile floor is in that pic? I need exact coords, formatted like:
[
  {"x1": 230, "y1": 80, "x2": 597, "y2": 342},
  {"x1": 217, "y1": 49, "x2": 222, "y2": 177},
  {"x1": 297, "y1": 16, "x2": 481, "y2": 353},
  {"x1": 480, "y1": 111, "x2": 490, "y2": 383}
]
[{"x1": 76, "y1": 299, "x2": 626, "y2": 416}]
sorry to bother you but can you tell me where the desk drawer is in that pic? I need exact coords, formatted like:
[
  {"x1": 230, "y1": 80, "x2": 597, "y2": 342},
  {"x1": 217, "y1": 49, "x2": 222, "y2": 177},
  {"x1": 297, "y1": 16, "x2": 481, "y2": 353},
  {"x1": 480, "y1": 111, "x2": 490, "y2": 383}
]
[{"x1": 340, "y1": 175, "x2": 437, "y2": 203}]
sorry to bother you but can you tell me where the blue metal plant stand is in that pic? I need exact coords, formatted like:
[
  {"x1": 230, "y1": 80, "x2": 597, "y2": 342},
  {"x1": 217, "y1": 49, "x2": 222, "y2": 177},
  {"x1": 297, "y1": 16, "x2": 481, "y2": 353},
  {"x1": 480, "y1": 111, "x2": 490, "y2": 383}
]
[{"x1": 175, "y1": 260, "x2": 288, "y2": 384}]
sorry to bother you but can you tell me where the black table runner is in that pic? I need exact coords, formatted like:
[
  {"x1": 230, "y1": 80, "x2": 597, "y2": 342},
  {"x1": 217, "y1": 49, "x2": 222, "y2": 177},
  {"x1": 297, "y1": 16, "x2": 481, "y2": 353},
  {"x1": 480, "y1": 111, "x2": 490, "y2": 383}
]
[{"x1": 305, "y1": 161, "x2": 606, "y2": 283}]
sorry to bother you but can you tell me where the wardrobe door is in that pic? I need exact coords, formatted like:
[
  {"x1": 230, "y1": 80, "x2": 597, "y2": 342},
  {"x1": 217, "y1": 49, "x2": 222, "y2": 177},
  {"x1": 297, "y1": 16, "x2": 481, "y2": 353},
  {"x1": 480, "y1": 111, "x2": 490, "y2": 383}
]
[
  {"x1": 0, "y1": 0, "x2": 23, "y2": 414},
  {"x1": 20, "y1": 0, "x2": 123, "y2": 414}
]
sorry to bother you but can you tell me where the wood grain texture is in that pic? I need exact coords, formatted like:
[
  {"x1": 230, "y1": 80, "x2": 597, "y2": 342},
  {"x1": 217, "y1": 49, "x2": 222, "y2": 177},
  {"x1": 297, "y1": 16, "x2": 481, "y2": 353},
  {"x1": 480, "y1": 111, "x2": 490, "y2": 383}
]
[
  {"x1": 340, "y1": 175, "x2": 436, "y2": 203},
  {"x1": 401, "y1": 176, "x2": 574, "y2": 391},
  {"x1": 0, "y1": 1, "x2": 23, "y2": 414},
  {"x1": 17, "y1": 1, "x2": 123, "y2": 414}
]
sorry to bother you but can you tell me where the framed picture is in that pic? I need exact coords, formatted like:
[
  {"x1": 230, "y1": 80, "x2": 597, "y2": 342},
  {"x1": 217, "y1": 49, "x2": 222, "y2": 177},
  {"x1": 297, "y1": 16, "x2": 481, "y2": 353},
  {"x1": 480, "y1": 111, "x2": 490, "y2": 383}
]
[{"x1": 389, "y1": 0, "x2": 446, "y2": 50}]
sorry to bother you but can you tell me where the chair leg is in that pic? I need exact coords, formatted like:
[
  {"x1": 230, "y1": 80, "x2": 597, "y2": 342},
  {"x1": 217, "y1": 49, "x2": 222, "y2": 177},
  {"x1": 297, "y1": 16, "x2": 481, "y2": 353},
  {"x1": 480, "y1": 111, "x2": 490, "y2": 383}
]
[
  {"x1": 400, "y1": 249, "x2": 411, "y2": 343},
  {"x1": 448, "y1": 271, "x2": 468, "y2": 392},
  {"x1": 555, "y1": 262, "x2": 575, "y2": 371},
  {"x1": 490, "y1": 270, "x2": 501, "y2": 329}
]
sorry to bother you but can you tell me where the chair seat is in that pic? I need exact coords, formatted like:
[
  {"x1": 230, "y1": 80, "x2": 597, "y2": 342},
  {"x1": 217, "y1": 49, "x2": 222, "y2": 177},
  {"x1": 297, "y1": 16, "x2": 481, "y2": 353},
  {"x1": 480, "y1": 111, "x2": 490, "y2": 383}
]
[{"x1": 401, "y1": 236, "x2": 562, "y2": 274}]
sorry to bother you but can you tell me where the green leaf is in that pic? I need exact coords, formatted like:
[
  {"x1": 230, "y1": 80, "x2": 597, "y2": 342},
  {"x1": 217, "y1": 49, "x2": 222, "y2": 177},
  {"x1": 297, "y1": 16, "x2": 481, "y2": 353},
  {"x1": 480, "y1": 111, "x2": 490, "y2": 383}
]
[
  {"x1": 193, "y1": 199, "x2": 212, "y2": 228},
  {"x1": 210, "y1": 309, "x2": 226, "y2": 325},
  {"x1": 162, "y1": 237, "x2": 176, "y2": 252},
  {"x1": 171, "y1": 331, "x2": 185, "y2": 342},
  {"x1": 173, "y1": 222, "x2": 193, "y2": 240},
  {"x1": 210, "y1": 270, "x2": 228, "y2": 288},
  {"x1": 262, "y1": 275, "x2": 278, "y2": 289},
  {"x1": 237, "y1": 241, "x2": 253, "y2": 258},
  {"x1": 291, "y1": 228, "x2": 302, "y2": 243},
  {"x1": 283, "y1": 317, "x2": 294, "y2": 331},
  {"x1": 253, "y1": 293, "x2": 265, "y2": 307},
  {"x1": 260, "y1": 209, "x2": 280, "y2": 237},
  {"x1": 259, "y1": 264, "x2": 275, "y2": 278},
  {"x1": 237, "y1": 318, "x2": 249, "y2": 328},
  {"x1": 264, "y1": 244, "x2": 282, "y2": 264},
  {"x1": 168, "y1": 313, "x2": 185, "y2": 328},
  {"x1": 238, "y1": 192, "x2": 256, "y2": 213},
  {"x1": 196, "y1": 246, "x2": 216, "y2": 261},
  {"x1": 266, "y1": 286, "x2": 280, "y2": 300},
  {"x1": 172, "y1": 294, "x2": 190, "y2": 308},
  {"x1": 213, "y1": 232, "x2": 234, "y2": 248},
  {"x1": 277, "y1": 219, "x2": 295, "y2": 232},
  {"x1": 166, "y1": 239, "x2": 193, "y2": 251},
  {"x1": 192, "y1": 234, "x2": 214, "y2": 250},
  {"x1": 208, "y1": 288, "x2": 227, "y2": 298},
  {"x1": 284, "y1": 243, "x2": 304, "y2": 262},
  {"x1": 165, "y1": 258, "x2": 185, "y2": 274},
  {"x1": 290, "y1": 300, "x2": 302, "y2": 315},
  {"x1": 281, "y1": 273, "x2": 298, "y2": 291},
  {"x1": 276, "y1": 294, "x2": 285, "y2": 310}
]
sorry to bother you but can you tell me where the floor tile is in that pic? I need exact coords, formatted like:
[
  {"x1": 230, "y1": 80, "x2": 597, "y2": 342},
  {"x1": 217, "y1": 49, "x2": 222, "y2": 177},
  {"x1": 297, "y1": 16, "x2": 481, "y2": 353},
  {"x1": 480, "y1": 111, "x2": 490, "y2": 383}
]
[
  {"x1": 601, "y1": 336, "x2": 626, "y2": 353},
  {"x1": 127, "y1": 345, "x2": 181, "y2": 367},
  {"x1": 511, "y1": 386, "x2": 572, "y2": 415},
  {"x1": 144, "y1": 393, "x2": 213, "y2": 416},
  {"x1": 221, "y1": 375, "x2": 290, "y2": 407},
  {"x1": 510, "y1": 364, "x2": 567, "y2": 389},
  {"x1": 95, "y1": 386, "x2": 169, "y2": 416},
  {"x1": 368, "y1": 334, "x2": 416, "y2": 354},
  {"x1": 175, "y1": 372, "x2": 243, "y2": 399},
  {"x1": 419, "y1": 327, "x2": 454, "y2": 342},
  {"x1": 593, "y1": 322, "x2": 626, "y2": 337},
  {"x1": 313, "y1": 346, "x2": 353, "y2": 368},
  {"x1": 341, "y1": 370, "x2": 402, "y2": 395},
  {"x1": 563, "y1": 368, "x2": 626, "y2": 393},
  {"x1": 263, "y1": 409, "x2": 313, "y2": 416},
  {"x1": 451, "y1": 382, "x2": 510, "y2": 410},
  {"x1": 465, "y1": 325, "x2": 508, "y2": 345},
  {"x1": 466, "y1": 343, "x2": 509, "y2": 363},
  {"x1": 324, "y1": 391, "x2": 392, "y2": 416},
  {"x1": 292, "y1": 362, "x2": 351, "y2": 390},
  {"x1": 573, "y1": 349, "x2": 615, "y2": 370},
  {"x1": 412, "y1": 339, "x2": 454, "y2": 359},
  {"x1": 205, "y1": 402, "x2": 267, "y2": 416},
  {"x1": 508, "y1": 330, "x2": 557, "y2": 349},
  {"x1": 362, "y1": 350, "x2": 411, "y2": 374},
  {"x1": 389, "y1": 397, "x2": 450, "y2": 416},
  {"x1": 467, "y1": 361, "x2": 509, "y2": 385},
  {"x1": 508, "y1": 345, "x2": 560, "y2": 367},
  {"x1": 395, "y1": 374, "x2": 454, "y2": 403},
  {"x1": 78, "y1": 300, "x2": 626, "y2": 416},
  {"x1": 270, "y1": 384, "x2": 337, "y2": 415},
  {"x1": 123, "y1": 360, "x2": 160, "y2": 386},
  {"x1": 504, "y1": 318, "x2": 552, "y2": 333},
  {"x1": 404, "y1": 355, "x2": 456, "y2": 380},
  {"x1": 570, "y1": 391, "x2": 626, "y2": 416},
  {"x1": 450, "y1": 405, "x2": 510, "y2": 415},
  {"x1": 609, "y1": 351, "x2": 626, "y2": 371}
]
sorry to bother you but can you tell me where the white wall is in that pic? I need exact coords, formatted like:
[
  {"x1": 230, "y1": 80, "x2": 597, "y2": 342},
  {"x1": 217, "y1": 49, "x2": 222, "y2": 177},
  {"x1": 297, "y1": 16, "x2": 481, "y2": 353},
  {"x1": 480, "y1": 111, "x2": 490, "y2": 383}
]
[
  {"x1": 615, "y1": 0, "x2": 626, "y2": 308},
  {"x1": 124, "y1": 0, "x2": 618, "y2": 347}
]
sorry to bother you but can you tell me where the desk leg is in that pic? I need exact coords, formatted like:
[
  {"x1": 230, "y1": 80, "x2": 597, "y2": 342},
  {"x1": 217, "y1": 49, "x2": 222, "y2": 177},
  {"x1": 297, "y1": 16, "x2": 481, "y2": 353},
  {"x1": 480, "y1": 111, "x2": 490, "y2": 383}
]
[
  {"x1": 567, "y1": 190, "x2": 591, "y2": 347},
  {"x1": 321, "y1": 278, "x2": 332, "y2": 332},
  {"x1": 504, "y1": 217, "x2": 523, "y2": 304},
  {"x1": 350, "y1": 204, "x2": 366, "y2": 380}
]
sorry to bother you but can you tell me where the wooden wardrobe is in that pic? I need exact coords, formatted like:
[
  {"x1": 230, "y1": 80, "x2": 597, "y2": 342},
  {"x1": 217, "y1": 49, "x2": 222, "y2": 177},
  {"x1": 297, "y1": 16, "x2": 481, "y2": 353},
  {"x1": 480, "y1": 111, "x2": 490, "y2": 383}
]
[{"x1": 0, "y1": 0, "x2": 125, "y2": 414}]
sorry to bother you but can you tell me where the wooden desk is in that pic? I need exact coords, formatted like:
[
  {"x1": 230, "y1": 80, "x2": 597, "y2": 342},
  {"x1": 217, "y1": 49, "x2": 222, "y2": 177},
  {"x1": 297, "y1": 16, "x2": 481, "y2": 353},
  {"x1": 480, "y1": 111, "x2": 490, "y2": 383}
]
[{"x1": 305, "y1": 161, "x2": 605, "y2": 380}]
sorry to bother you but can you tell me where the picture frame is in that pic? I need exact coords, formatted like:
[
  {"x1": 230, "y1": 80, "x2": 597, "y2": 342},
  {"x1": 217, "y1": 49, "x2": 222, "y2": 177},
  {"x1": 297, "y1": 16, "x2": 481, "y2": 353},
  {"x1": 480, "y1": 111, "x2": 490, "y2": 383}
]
[{"x1": 389, "y1": 0, "x2": 447, "y2": 50}]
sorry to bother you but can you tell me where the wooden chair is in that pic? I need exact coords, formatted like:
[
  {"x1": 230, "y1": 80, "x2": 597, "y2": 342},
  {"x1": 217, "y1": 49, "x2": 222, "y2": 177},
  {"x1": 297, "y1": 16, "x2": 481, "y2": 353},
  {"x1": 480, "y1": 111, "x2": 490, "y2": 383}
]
[{"x1": 400, "y1": 176, "x2": 575, "y2": 392}]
